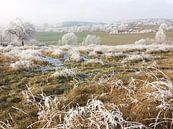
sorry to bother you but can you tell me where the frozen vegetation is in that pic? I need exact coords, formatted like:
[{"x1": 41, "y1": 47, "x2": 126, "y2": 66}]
[
  {"x1": 1, "y1": 22, "x2": 173, "y2": 129},
  {"x1": 35, "y1": 19, "x2": 173, "y2": 35}
]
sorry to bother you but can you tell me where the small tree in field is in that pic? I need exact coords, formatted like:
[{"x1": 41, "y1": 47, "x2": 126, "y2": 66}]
[
  {"x1": 61, "y1": 32, "x2": 78, "y2": 45},
  {"x1": 159, "y1": 23, "x2": 168, "y2": 31},
  {"x1": 155, "y1": 23, "x2": 168, "y2": 44},
  {"x1": 82, "y1": 35, "x2": 101, "y2": 45},
  {"x1": 6, "y1": 19, "x2": 35, "y2": 46},
  {"x1": 155, "y1": 29, "x2": 166, "y2": 43}
]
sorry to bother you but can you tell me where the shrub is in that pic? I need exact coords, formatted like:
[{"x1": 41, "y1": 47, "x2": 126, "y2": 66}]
[
  {"x1": 61, "y1": 33, "x2": 78, "y2": 45},
  {"x1": 82, "y1": 35, "x2": 101, "y2": 45},
  {"x1": 155, "y1": 23, "x2": 168, "y2": 44},
  {"x1": 155, "y1": 29, "x2": 166, "y2": 43}
]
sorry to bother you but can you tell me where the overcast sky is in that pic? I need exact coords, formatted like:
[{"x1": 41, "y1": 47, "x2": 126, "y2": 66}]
[{"x1": 0, "y1": 0, "x2": 172, "y2": 25}]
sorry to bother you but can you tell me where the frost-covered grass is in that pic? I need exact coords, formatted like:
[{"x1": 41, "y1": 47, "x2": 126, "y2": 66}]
[
  {"x1": 122, "y1": 54, "x2": 153, "y2": 63},
  {"x1": 10, "y1": 60, "x2": 33, "y2": 70},
  {"x1": 52, "y1": 68, "x2": 78, "y2": 78},
  {"x1": 1, "y1": 43, "x2": 173, "y2": 129},
  {"x1": 20, "y1": 86, "x2": 147, "y2": 129},
  {"x1": 68, "y1": 50, "x2": 84, "y2": 62},
  {"x1": 84, "y1": 59, "x2": 104, "y2": 65},
  {"x1": 51, "y1": 49, "x2": 65, "y2": 58}
]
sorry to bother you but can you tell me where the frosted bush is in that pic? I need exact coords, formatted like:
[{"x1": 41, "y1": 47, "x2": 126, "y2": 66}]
[
  {"x1": 114, "y1": 44, "x2": 148, "y2": 53},
  {"x1": 52, "y1": 68, "x2": 78, "y2": 78},
  {"x1": 60, "y1": 44, "x2": 71, "y2": 50},
  {"x1": 159, "y1": 23, "x2": 168, "y2": 31},
  {"x1": 134, "y1": 39, "x2": 147, "y2": 45},
  {"x1": 88, "y1": 51, "x2": 98, "y2": 57},
  {"x1": 18, "y1": 49, "x2": 42, "y2": 61},
  {"x1": 155, "y1": 29, "x2": 166, "y2": 43},
  {"x1": 118, "y1": 23, "x2": 128, "y2": 31},
  {"x1": 7, "y1": 49, "x2": 43, "y2": 69},
  {"x1": 122, "y1": 54, "x2": 153, "y2": 63},
  {"x1": 82, "y1": 35, "x2": 101, "y2": 45},
  {"x1": 6, "y1": 48, "x2": 42, "y2": 61},
  {"x1": 10, "y1": 60, "x2": 32, "y2": 70},
  {"x1": 88, "y1": 46, "x2": 104, "y2": 56},
  {"x1": 69, "y1": 50, "x2": 84, "y2": 62},
  {"x1": 104, "y1": 52, "x2": 126, "y2": 58},
  {"x1": 146, "y1": 45, "x2": 173, "y2": 53},
  {"x1": 155, "y1": 23, "x2": 168, "y2": 44},
  {"x1": 122, "y1": 55, "x2": 143, "y2": 63},
  {"x1": 94, "y1": 46, "x2": 105, "y2": 53},
  {"x1": 61, "y1": 33, "x2": 78, "y2": 45},
  {"x1": 7, "y1": 47, "x2": 64, "y2": 69}
]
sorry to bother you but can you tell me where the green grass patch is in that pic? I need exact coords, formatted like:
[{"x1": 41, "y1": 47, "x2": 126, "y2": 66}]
[{"x1": 35, "y1": 31, "x2": 173, "y2": 45}]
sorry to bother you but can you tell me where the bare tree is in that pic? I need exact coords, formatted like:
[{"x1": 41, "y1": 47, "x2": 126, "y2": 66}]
[{"x1": 6, "y1": 19, "x2": 35, "y2": 46}]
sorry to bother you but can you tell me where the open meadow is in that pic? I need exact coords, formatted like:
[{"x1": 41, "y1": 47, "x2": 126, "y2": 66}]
[
  {"x1": 1, "y1": 0, "x2": 173, "y2": 128},
  {"x1": 1, "y1": 41, "x2": 173, "y2": 128},
  {"x1": 1, "y1": 17, "x2": 173, "y2": 129},
  {"x1": 35, "y1": 32, "x2": 173, "y2": 45}
]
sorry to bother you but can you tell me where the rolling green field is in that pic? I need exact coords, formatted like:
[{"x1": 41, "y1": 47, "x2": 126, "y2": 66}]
[{"x1": 35, "y1": 31, "x2": 173, "y2": 45}]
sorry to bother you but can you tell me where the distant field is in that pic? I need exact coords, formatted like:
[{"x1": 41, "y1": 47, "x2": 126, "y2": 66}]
[{"x1": 35, "y1": 32, "x2": 173, "y2": 45}]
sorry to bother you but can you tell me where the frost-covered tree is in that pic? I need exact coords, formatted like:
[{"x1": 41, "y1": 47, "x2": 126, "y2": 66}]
[
  {"x1": 6, "y1": 19, "x2": 35, "y2": 46},
  {"x1": 0, "y1": 31, "x2": 6, "y2": 46},
  {"x1": 0, "y1": 29, "x2": 15, "y2": 46},
  {"x1": 82, "y1": 35, "x2": 101, "y2": 45},
  {"x1": 159, "y1": 23, "x2": 168, "y2": 31},
  {"x1": 155, "y1": 23, "x2": 167, "y2": 43},
  {"x1": 61, "y1": 32, "x2": 78, "y2": 45},
  {"x1": 155, "y1": 29, "x2": 166, "y2": 43},
  {"x1": 118, "y1": 23, "x2": 128, "y2": 31}
]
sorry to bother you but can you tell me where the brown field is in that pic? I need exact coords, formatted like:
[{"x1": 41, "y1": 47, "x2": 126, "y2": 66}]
[{"x1": 1, "y1": 44, "x2": 173, "y2": 128}]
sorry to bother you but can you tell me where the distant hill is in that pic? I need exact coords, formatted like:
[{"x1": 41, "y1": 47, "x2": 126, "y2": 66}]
[
  {"x1": 118, "y1": 18, "x2": 173, "y2": 26},
  {"x1": 57, "y1": 21, "x2": 105, "y2": 27},
  {"x1": 56, "y1": 19, "x2": 173, "y2": 27}
]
